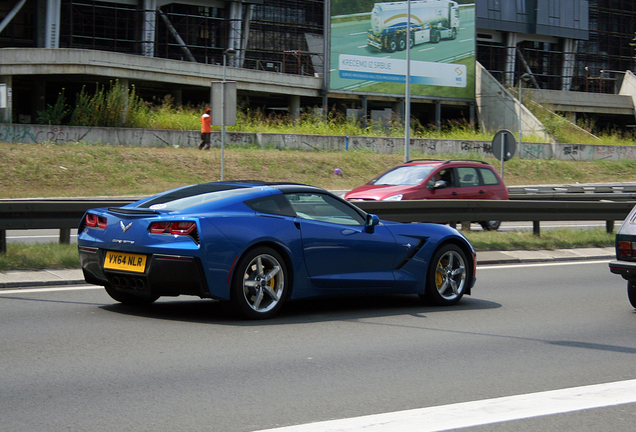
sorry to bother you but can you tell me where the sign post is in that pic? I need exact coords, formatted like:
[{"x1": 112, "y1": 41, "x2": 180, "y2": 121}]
[{"x1": 491, "y1": 130, "x2": 516, "y2": 178}]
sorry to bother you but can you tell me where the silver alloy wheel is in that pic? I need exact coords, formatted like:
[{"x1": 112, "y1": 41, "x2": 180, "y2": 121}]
[
  {"x1": 434, "y1": 249, "x2": 467, "y2": 302},
  {"x1": 241, "y1": 253, "x2": 285, "y2": 313}
]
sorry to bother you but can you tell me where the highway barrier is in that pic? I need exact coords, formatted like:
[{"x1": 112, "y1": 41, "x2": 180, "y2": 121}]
[{"x1": 1, "y1": 195, "x2": 634, "y2": 253}]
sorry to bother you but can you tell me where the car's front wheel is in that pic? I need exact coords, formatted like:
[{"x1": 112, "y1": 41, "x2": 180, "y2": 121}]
[
  {"x1": 628, "y1": 281, "x2": 636, "y2": 308},
  {"x1": 104, "y1": 284, "x2": 159, "y2": 306},
  {"x1": 231, "y1": 247, "x2": 288, "y2": 319},
  {"x1": 422, "y1": 244, "x2": 469, "y2": 305}
]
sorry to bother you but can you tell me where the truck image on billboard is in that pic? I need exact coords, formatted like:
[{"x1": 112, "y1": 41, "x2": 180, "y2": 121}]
[
  {"x1": 367, "y1": 1, "x2": 460, "y2": 52},
  {"x1": 329, "y1": 0, "x2": 475, "y2": 100}
]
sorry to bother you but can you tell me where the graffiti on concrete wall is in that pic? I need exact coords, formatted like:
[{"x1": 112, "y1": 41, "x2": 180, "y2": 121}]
[
  {"x1": 2, "y1": 124, "x2": 636, "y2": 162},
  {"x1": 562, "y1": 145, "x2": 582, "y2": 159},
  {"x1": 592, "y1": 145, "x2": 636, "y2": 161},
  {"x1": 0, "y1": 124, "x2": 91, "y2": 143},
  {"x1": 0, "y1": 124, "x2": 37, "y2": 142},
  {"x1": 559, "y1": 144, "x2": 636, "y2": 161},
  {"x1": 522, "y1": 143, "x2": 549, "y2": 159},
  {"x1": 0, "y1": 124, "x2": 89, "y2": 144}
]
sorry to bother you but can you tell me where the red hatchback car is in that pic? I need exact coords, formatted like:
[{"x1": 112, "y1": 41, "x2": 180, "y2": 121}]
[{"x1": 344, "y1": 159, "x2": 509, "y2": 230}]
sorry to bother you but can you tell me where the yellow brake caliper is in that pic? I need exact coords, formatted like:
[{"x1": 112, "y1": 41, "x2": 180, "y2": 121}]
[{"x1": 436, "y1": 262, "x2": 444, "y2": 288}]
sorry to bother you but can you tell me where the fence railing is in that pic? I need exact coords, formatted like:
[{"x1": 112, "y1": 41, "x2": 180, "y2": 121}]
[
  {"x1": 1, "y1": 196, "x2": 634, "y2": 253},
  {"x1": 0, "y1": 198, "x2": 137, "y2": 253},
  {"x1": 508, "y1": 183, "x2": 636, "y2": 200}
]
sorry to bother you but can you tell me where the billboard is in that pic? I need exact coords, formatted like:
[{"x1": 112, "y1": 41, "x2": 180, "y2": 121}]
[{"x1": 329, "y1": 0, "x2": 475, "y2": 100}]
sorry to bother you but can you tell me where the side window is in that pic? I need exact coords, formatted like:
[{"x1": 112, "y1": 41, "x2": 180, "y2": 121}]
[
  {"x1": 434, "y1": 168, "x2": 454, "y2": 187},
  {"x1": 245, "y1": 195, "x2": 294, "y2": 217},
  {"x1": 457, "y1": 167, "x2": 480, "y2": 187},
  {"x1": 285, "y1": 193, "x2": 365, "y2": 226},
  {"x1": 479, "y1": 167, "x2": 500, "y2": 186}
]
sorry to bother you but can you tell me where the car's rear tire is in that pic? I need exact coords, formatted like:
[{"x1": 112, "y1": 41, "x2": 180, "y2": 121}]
[
  {"x1": 628, "y1": 281, "x2": 636, "y2": 308},
  {"x1": 104, "y1": 284, "x2": 159, "y2": 306},
  {"x1": 231, "y1": 247, "x2": 288, "y2": 319},
  {"x1": 480, "y1": 220, "x2": 501, "y2": 231},
  {"x1": 421, "y1": 244, "x2": 468, "y2": 305}
]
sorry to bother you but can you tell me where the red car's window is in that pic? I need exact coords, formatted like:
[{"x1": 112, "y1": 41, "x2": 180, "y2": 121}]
[
  {"x1": 479, "y1": 168, "x2": 500, "y2": 185},
  {"x1": 457, "y1": 167, "x2": 480, "y2": 187}
]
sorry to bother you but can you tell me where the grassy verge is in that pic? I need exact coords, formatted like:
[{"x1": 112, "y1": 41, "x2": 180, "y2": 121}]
[
  {"x1": 0, "y1": 228, "x2": 616, "y2": 272},
  {"x1": 3, "y1": 142, "x2": 636, "y2": 198},
  {"x1": 0, "y1": 243, "x2": 81, "y2": 271},
  {"x1": 462, "y1": 228, "x2": 615, "y2": 251}
]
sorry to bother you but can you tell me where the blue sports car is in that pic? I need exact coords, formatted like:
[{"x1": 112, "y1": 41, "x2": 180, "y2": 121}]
[{"x1": 78, "y1": 182, "x2": 476, "y2": 319}]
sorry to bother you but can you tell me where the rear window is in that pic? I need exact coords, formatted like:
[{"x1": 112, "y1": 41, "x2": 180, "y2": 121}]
[
  {"x1": 245, "y1": 195, "x2": 295, "y2": 217},
  {"x1": 479, "y1": 168, "x2": 500, "y2": 185},
  {"x1": 139, "y1": 185, "x2": 253, "y2": 211}
]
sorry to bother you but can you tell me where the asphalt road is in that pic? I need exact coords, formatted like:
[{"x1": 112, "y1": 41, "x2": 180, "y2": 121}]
[{"x1": 1, "y1": 260, "x2": 635, "y2": 432}]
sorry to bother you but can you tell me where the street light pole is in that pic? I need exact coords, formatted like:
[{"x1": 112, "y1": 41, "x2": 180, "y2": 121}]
[
  {"x1": 518, "y1": 73, "x2": 531, "y2": 145},
  {"x1": 221, "y1": 48, "x2": 235, "y2": 181},
  {"x1": 404, "y1": 0, "x2": 411, "y2": 162}
]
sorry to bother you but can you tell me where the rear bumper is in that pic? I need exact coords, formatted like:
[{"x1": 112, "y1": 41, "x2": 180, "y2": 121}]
[
  {"x1": 79, "y1": 246, "x2": 210, "y2": 298},
  {"x1": 609, "y1": 259, "x2": 636, "y2": 281}
]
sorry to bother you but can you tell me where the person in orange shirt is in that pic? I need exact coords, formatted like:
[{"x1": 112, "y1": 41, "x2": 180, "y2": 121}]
[{"x1": 198, "y1": 108, "x2": 212, "y2": 150}]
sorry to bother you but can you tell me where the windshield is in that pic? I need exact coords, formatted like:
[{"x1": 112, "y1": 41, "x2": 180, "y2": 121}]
[{"x1": 370, "y1": 166, "x2": 434, "y2": 186}]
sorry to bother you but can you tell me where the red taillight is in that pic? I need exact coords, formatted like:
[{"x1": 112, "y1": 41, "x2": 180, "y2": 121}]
[
  {"x1": 86, "y1": 213, "x2": 107, "y2": 229},
  {"x1": 618, "y1": 241, "x2": 635, "y2": 258},
  {"x1": 149, "y1": 221, "x2": 197, "y2": 236},
  {"x1": 149, "y1": 221, "x2": 171, "y2": 234},
  {"x1": 169, "y1": 221, "x2": 197, "y2": 235}
]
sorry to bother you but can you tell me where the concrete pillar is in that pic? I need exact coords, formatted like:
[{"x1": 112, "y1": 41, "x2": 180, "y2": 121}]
[
  {"x1": 561, "y1": 38, "x2": 576, "y2": 91},
  {"x1": 435, "y1": 101, "x2": 441, "y2": 130},
  {"x1": 238, "y1": 4, "x2": 254, "y2": 68},
  {"x1": 393, "y1": 100, "x2": 404, "y2": 122},
  {"x1": 170, "y1": 89, "x2": 183, "y2": 106},
  {"x1": 227, "y1": 2, "x2": 242, "y2": 68},
  {"x1": 120, "y1": 78, "x2": 130, "y2": 125},
  {"x1": 44, "y1": 0, "x2": 61, "y2": 48},
  {"x1": 289, "y1": 95, "x2": 301, "y2": 122},
  {"x1": 141, "y1": 0, "x2": 157, "y2": 57},
  {"x1": 0, "y1": 75, "x2": 13, "y2": 123},
  {"x1": 361, "y1": 95, "x2": 368, "y2": 129},
  {"x1": 32, "y1": 80, "x2": 46, "y2": 124}
]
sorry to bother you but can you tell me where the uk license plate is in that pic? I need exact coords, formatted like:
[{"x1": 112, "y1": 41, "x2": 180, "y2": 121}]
[{"x1": 104, "y1": 251, "x2": 147, "y2": 273}]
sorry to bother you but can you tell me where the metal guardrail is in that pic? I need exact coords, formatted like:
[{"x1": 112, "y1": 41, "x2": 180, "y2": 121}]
[
  {"x1": 353, "y1": 199, "x2": 634, "y2": 236},
  {"x1": 1, "y1": 196, "x2": 635, "y2": 253},
  {"x1": 508, "y1": 183, "x2": 636, "y2": 201},
  {"x1": 0, "y1": 198, "x2": 137, "y2": 253}
]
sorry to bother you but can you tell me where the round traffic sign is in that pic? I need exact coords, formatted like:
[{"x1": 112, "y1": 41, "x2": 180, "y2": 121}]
[{"x1": 492, "y1": 130, "x2": 516, "y2": 162}]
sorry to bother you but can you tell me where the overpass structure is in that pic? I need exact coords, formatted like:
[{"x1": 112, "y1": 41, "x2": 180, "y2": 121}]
[{"x1": 2, "y1": 0, "x2": 636, "y2": 135}]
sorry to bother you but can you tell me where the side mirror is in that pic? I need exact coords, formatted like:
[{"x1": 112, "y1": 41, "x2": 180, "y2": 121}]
[
  {"x1": 364, "y1": 214, "x2": 380, "y2": 233},
  {"x1": 427, "y1": 179, "x2": 447, "y2": 190}
]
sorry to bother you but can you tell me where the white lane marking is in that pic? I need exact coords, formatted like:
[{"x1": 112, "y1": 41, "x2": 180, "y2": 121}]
[
  {"x1": 0, "y1": 286, "x2": 102, "y2": 294},
  {"x1": 478, "y1": 259, "x2": 610, "y2": 270},
  {"x1": 254, "y1": 379, "x2": 636, "y2": 432}
]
